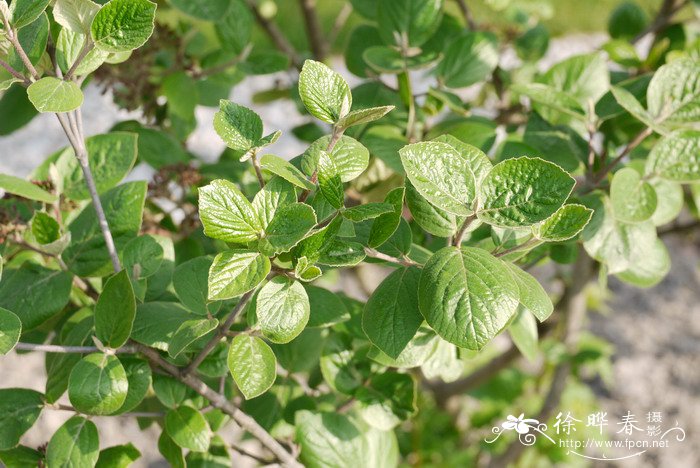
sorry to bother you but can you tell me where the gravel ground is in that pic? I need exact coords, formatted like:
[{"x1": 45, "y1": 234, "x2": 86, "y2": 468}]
[{"x1": 1, "y1": 34, "x2": 698, "y2": 467}]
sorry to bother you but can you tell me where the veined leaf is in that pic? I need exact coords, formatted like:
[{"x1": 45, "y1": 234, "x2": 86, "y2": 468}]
[
  {"x1": 213, "y1": 100, "x2": 263, "y2": 153},
  {"x1": 91, "y1": 0, "x2": 156, "y2": 52},
  {"x1": 342, "y1": 203, "x2": 394, "y2": 222},
  {"x1": 503, "y1": 262, "x2": 553, "y2": 321},
  {"x1": 259, "y1": 203, "x2": 317, "y2": 255},
  {"x1": 198, "y1": 179, "x2": 261, "y2": 243},
  {"x1": 645, "y1": 130, "x2": 700, "y2": 182},
  {"x1": 168, "y1": 318, "x2": 219, "y2": 358},
  {"x1": 532, "y1": 204, "x2": 593, "y2": 241},
  {"x1": 256, "y1": 277, "x2": 310, "y2": 344},
  {"x1": 27, "y1": 77, "x2": 83, "y2": 113},
  {"x1": 0, "y1": 389, "x2": 44, "y2": 450},
  {"x1": 0, "y1": 173, "x2": 56, "y2": 203},
  {"x1": 228, "y1": 334, "x2": 277, "y2": 399},
  {"x1": 68, "y1": 353, "x2": 129, "y2": 415},
  {"x1": 337, "y1": 106, "x2": 395, "y2": 130},
  {"x1": 298, "y1": 60, "x2": 352, "y2": 124},
  {"x1": 260, "y1": 154, "x2": 315, "y2": 190},
  {"x1": 95, "y1": 270, "x2": 136, "y2": 348},
  {"x1": 46, "y1": 416, "x2": 99, "y2": 468},
  {"x1": 610, "y1": 168, "x2": 657, "y2": 222},
  {"x1": 165, "y1": 406, "x2": 211, "y2": 452},
  {"x1": 0, "y1": 308, "x2": 21, "y2": 355},
  {"x1": 208, "y1": 250, "x2": 270, "y2": 301}
]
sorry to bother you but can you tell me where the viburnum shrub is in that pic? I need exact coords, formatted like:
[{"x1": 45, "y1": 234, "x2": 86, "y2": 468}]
[{"x1": 0, "y1": 0, "x2": 699, "y2": 466}]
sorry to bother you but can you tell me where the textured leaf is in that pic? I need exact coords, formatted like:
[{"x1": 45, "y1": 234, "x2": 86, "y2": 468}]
[
  {"x1": 7, "y1": 13, "x2": 48, "y2": 73},
  {"x1": 91, "y1": 0, "x2": 156, "y2": 52},
  {"x1": 96, "y1": 443, "x2": 141, "y2": 468},
  {"x1": 46, "y1": 416, "x2": 99, "y2": 468},
  {"x1": 259, "y1": 203, "x2": 317, "y2": 255},
  {"x1": 208, "y1": 250, "x2": 270, "y2": 301},
  {"x1": 131, "y1": 302, "x2": 199, "y2": 352},
  {"x1": 337, "y1": 106, "x2": 395, "y2": 130},
  {"x1": 0, "y1": 265, "x2": 72, "y2": 330},
  {"x1": 508, "y1": 308, "x2": 538, "y2": 361},
  {"x1": 317, "y1": 239, "x2": 365, "y2": 267},
  {"x1": 645, "y1": 130, "x2": 700, "y2": 182},
  {"x1": 31, "y1": 212, "x2": 60, "y2": 245},
  {"x1": 0, "y1": 173, "x2": 56, "y2": 203},
  {"x1": 298, "y1": 60, "x2": 352, "y2": 124},
  {"x1": 649, "y1": 178, "x2": 683, "y2": 226},
  {"x1": 362, "y1": 267, "x2": 422, "y2": 359},
  {"x1": 173, "y1": 257, "x2": 218, "y2": 316},
  {"x1": 436, "y1": 31, "x2": 498, "y2": 89},
  {"x1": 213, "y1": 100, "x2": 262, "y2": 153},
  {"x1": 343, "y1": 203, "x2": 394, "y2": 222},
  {"x1": 168, "y1": 318, "x2": 219, "y2": 358},
  {"x1": 532, "y1": 204, "x2": 593, "y2": 241},
  {"x1": 377, "y1": 0, "x2": 443, "y2": 47},
  {"x1": 432, "y1": 134, "x2": 493, "y2": 185},
  {"x1": 610, "y1": 85, "x2": 653, "y2": 125},
  {"x1": 418, "y1": 247, "x2": 518, "y2": 350},
  {"x1": 215, "y1": 0, "x2": 252, "y2": 53},
  {"x1": 405, "y1": 180, "x2": 462, "y2": 237},
  {"x1": 68, "y1": 353, "x2": 129, "y2": 415},
  {"x1": 646, "y1": 59, "x2": 700, "y2": 126},
  {"x1": 260, "y1": 154, "x2": 315, "y2": 190},
  {"x1": 478, "y1": 157, "x2": 575, "y2": 228},
  {"x1": 512, "y1": 83, "x2": 586, "y2": 118},
  {"x1": 252, "y1": 176, "x2": 297, "y2": 229},
  {"x1": 0, "y1": 308, "x2": 21, "y2": 355},
  {"x1": 256, "y1": 277, "x2": 310, "y2": 344},
  {"x1": 302, "y1": 135, "x2": 370, "y2": 183},
  {"x1": 8, "y1": 0, "x2": 49, "y2": 28},
  {"x1": 198, "y1": 179, "x2": 261, "y2": 243},
  {"x1": 228, "y1": 334, "x2": 277, "y2": 399},
  {"x1": 317, "y1": 150, "x2": 345, "y2": 209},
  {"x1": 399, "y1": 141, "x2": 476, "y2": 216},
  {"x1": 0, "y1": 389, "x2": 43, "y2": 450},
  {"x1": 54, "y1": 0, "x2": 100, "y2": 33},
  {"x1": 369, "y1": 187, "x2": 405, "y2": 248},
  {"x1": 539, "y1": 53, "x2": 609, "y2": 108},
  {"x1": 56, "y1": 132, "x2": 138, "y2": 200},
  {"x1": 165, "y1": 406, "x2": 211, "y2": 452},
  {"x1": 27, "y1": 78, "x2": 83, "y2": 113},
  {"x1": 504, "y1": 262, "x2": 553, "y2": 321},
  {"x1": 56, "y1": 27, "x2": 109, "y2": 76},
  {"x1": 95, "y1": 270, "x2": 135, "y2": 348},
  {"x1": 610, "y1": 168, "x2": 657, "y2": 222}
]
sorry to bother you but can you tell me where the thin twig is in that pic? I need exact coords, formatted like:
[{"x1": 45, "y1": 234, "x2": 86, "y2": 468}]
[
  {"x1": 191, "y1": 44, "x2": 253, "y2": 79},
  {"x1": 4, "y1": 22, "x2": 39, "y2": 80},
  {"x1": 632, "y1": 0, "x2": 688, "y2": 44},
  {"x1": 65, "y1": 39, "x2": 95, "y2": 80},
  {"x1": 364, "y1": 247, "x2": 419, "y2": 267},
  {"x1": 15, "y1": 342, "x2": 136, "y2": 354},
  {"x1": 455, "y1": 0, "x2": 477, "y2": 29},
  {"x1": 245, "y1": 0, "x2": 303, "y2": 70},
  {"x1": 494, "y1": 238, "x2": 541, "y2": 258},
  {"x1": 251, "y1": 152, "x2": 266, "y2": 189},
  {"x1": 590, "y1": 127, "x2": 652, "y2": 186},
  {"x1": 328, "y1": 3, "x2": 353, "y2": 46},
  {"x1": 298, "y1": 0, "x2": 328, "y2": 61},
  {"x1": 452, "y1": 215, "x2": 476, "y2": 247},
  {"x1": 0, "y1": 57, "x2": 30, "y2": 84}
]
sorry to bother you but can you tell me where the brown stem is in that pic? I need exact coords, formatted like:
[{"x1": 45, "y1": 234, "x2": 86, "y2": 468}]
[
  {"x1": 182, "y1": 289, "x2": 255, "y2": 375},
  {"x1": 632, "y1": 0, "x2": 688, "y2": 44},
  {"x1": 137, "y1": 344, "x2": 301, "y2": 467},
  {"x1": 452, "y1": 215, "x2": 476, "y2": 247},
  {"x1": 5, "y1": 24, "x2": 39, "y2": 80},
  {"x1": 251, "y1": 152, "x2": 266, "y2": 188},
  {"x1": 297, "y1": 0, "x2": 327, "y2": 61},
  {"x1": 328, "y1": 3, "x2": 352, "y2": 46},
  {"x1": 65, "y1": 39, "x2": 95, "y2": 80},
  {"x1": 591, "y1": 127, "x2": 652, "y2": 186},
  {"x1": 455, "y1": 0, "x2": 477, "y2": 29},
  {"x1": 245, "y1": 0, "x2": 303, "y2": 70},
  {"x1": 0, "y1": 57, "x2": 30, "y2": 84},
  {"x1": 494, "y1": 238, "x2": 541, "y2": 258}
]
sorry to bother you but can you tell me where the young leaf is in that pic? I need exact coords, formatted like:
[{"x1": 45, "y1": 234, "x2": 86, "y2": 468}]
[
  {"x1": 259, "y1": 203, "x2": 317, "y2": 255},
  {"x1": 645, "y1": 130, "x2": 700, "y2": 182},
  {"x1": 0, "y1": 389, "x2": 44, "y2": 450},
  {"x1": 0, "y1": 173, "x2": 57, "y2": 203},
  {"x1": 54, "y1": 0, "x2": 100, "y2": 33},
  {"x1": 337, "y1": 106, "x2": 395, "y2": 130},
  {"x1": 302, "y1": 134, "x2": 370, "y2": 183},
  {"x1": 298, "y1": 60, "x2": 352, "y2": 124},
  {"x1": 610, "y1": 168, "x2": 657, "y2": 222},
  {"x1": 208, "y1": 249, "x2": 270, "y2": 301},
  {"x1": 56, "y1": 27, "x2": 109, "y2": 76},
  {"x1": 610, "y1": 85, "x2": 653, "y2": 126},
  {"x1": 91, "y1": 0, "x2": 157, "y2": 52},
  {"x1": 165, "y1": 406, "x2": 211, "y2": 453},
  {"x1": 478, "y1": 157, "x2": 575, "y2": 228},
  {"x1": 27, "y1": 78, "x2": 84, "y2": 113},
  {"x1": 342, "y1": 203, "x2": 394, "y2": 222},
  {"x1": 418, "y1": 247, "x2": 519, "y2": 350},
  {"x1": 399, "y1": 141, "x2": 476, "y2": 216},
  {"x1": 532, "y1": 204, "x2": 593, "y2": 241},
  {"x1": 317, "y1": 239, "x2": 366, "y2": 267},
  {"x1": 256, "y1": 277, "x2": 310, "y2": 344},
  {"x1": 8, "y1": 0, "x2": 49, "y2": 29},
  {"x1": 198, "y1": 179, "x2": 262, "y2": 243},
  {"x1": 96, "y1": 443, "x2": 141, "y2": 468},
  {"x1": 0, "y1": 308, "x2": 21, "y2": 355},
  {"x1": 503, "y1": 262, "x2": 553, "y2": 321},
  {"x1": 213, "y1": 100, "x2": 263, "y2": 153},
  {"x1": 95, "y1": 270, "x2": 135, "y2": 348},
  {"x1": 260, "y1": 154, "x2": 315, "y2": 190},
  {"x1": 68, "y1": 353, "x2": 129, "y2": 415},
  {"x1": 46, "y1": 416, "x2": 99, "y2": 468},
  {"x1": 228, "y1": 334, "x2": 277, "y2": 399},
  {"x1": 31, "y1": 212, "x2": 60, "y2": 245},
  {"x1": 436, "y1": 31, "x2": 499, "y2": 89},
  {"x1": 362, "y1": 267, "x2": 422, "y2": 359},
  {"x1": 168, "y1": 318, "x2": 219, "y2": 358},
  {"x1": 369, "y1": 187, "x2": 405, "y2": 248},
  {"x1": 508, "y1": 308, "x2": 539, "y2": 362}
]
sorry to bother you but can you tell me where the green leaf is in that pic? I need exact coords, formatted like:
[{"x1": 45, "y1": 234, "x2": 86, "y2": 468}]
[
  {"x1": 512, "y1": 83, "x2": 586, "y2": 119},
  {"x1": 405, "y1": 180, "x2": 463, "y2": 237},
  {"x1": 399, "y1": 141, "x2": 476, "y2": 216},
  {"x1": 252, "y1": 176, "x2": 297, "y2": 228},
  {"x1": 94, "y1": 270, "x2": 135, "y2": 348},
  {"x1": 503, "y1": 262, "x2": 553, "y2": 321},
  {"x1": 317, "y1": 239, "x2": 366, "y2": 267},
  {"x1": 369, "y1": 187, "x2": 405, "y2": 248},
  {"x1": 294, "y1": 257, "x2": 323, "y2": 282},
  {"x1": 56, "y1": 27, "x2": 109, "y2": 76},
  {"x1": 362, "y1": 267, "x2": 422, "y2": 359},
  {"x1": 131, "y1": 302, "x2": 199, "y2": 352},
  {"x1": 198, "y1": 179, "x2": 261, "y2": 243},
  {"x1": 515, "y1": 23, "x2": 550, "y2": 62},
  {"x1": 295, "y1": 411, "x2": 399, "y2": 468},
  {"x1": 168, "y1": 0, "x2": 230, "y2": 21},
  {"x1": 610, "y1": 168, "x2": 657, "y2": 222},
  {"x1": 304, "y1": 285, "x2": 350, "y2": 329},
  {"x1": 122, "y1": 234, "x2": 163, "y2": 278},
  {"x1": 228, "y1": 334, "x2": 277, "y2": 399},
  {"x1": 421, "y1": 338, "x2": 462, "y2": 382},
  {"x1": 0, "y1": 445, "x2": 43, "y2": 468},
  {"x1": 68, "y1": 353, "x2": 129, "y2": 415},
  {"x1": 377, "y1": 0, "x2": 443, "y2": 47},
  {"x1": 363, "y1": 46, "x2": 440, "y2": 74},
  {"x1": 357, "y1": 373, "x2": 416, "y2": 430},
  {"x1": 91, "y1": 0, "x2": 156, "y2": 52},
  {"x1": 7, "y1": 13, "x2": 48, "y2": 73},
  {"x1": 46, "y1": 416, "x2": 99, "y2": 468},
  {"x1": 532, "y1": 204, "x2": 593, "y2": 241},
  {"x1": 302, "y1": 134, "x2": 370, "y2": 183},
  {"x1": 539, "y1": 53, "x2": 610, "y2": 109},
  {"x1": 0, "y1": 265, "x2": 72, "y2": 330},
  {"x1": 27, "y1": 77, "x2": 83, "y2": 113},
  {"x1": 8, "y1": 0, "x2": 49, "y2": 29},
  {"x1": 158, "y1": 432, "x2": 185, "y2": 468},
  {"x1": 111, "y1": 356, "x2": 151, "y2": 414},
  {"x1": 0, "y1": 308, "x2": 21, "y2": 355},
  {"x1": 173, "y1": 257, "x2": 218, "y2": 316},
  {"x1": 215, "y1": 0, "x2": 252, "y2": 53},
  {"x1": 317, "y1": 150, "x2": 345, "y2": 209},
  {"x1": 31, "y1": 212, "x2": 60, "y2": 245},
  {"x1": 208, "y1": 249, "x2": 270, "y2": 301},
  {"x1": 0, "y1": 173, "x2": 56, "y2": 203},
  {"x1": 437, "y1": 31, "x2": 499, "y2": 89},
  {"x1": 508, "y1": 308, "x2": 539, "y2": 361},
  {"x1": 256, "y1": 277, "x2": 310, "y2": 344},
  {"x1": 168, "y1": 318, "x2": 219, "y2": 358},
  {"x1": 165, "y1": 406, "x2": 211, "y2": 453},
  {"x1": 54, "y1": 0, "x2": 100, "y2": 33},
  {"x1": 271, "y1": 327, "x2": 324, "y2": 373},
  {"x1": 419, "y1": 247, "x2": 518, "y2": 350},
  {"x1": 478, "y1": 157, "x2": 575, "y2": 228},
  {"x1": 608, "y1": 1, "x2": 648, "y2": 39},
  {"x1": 56, "y1": 132, "x2": 138, "y2": 200},
  {"x1": 432, "y1": 134, "x2": 493, "y2": 185},
  {"x1": 616, "y1": 238, "x2": 670, "y2": 288},
  {"x1": 153, "y1": 375, "x2": 188, "y2": 409},
  {"x1": 292, "y1": 215, "x2": 342, "y2": 263},
  {"x1": 298, "y1": 60, "x2": 352, "y2": 124},
  {"x1": 610, "y1": 85, "x2": 653, "y2": 125},
  {"x1": 96, "y1": 443, "x2": 141, "y2": 468},
  {"x1": 645, "y1": 130, "x2": 700, "y2": 182},
  {"x1": 343, "y1": 203, "x2": 394, "y2": 222},
  {"x1": 213, "y1": 100, "x2": 262, "y2": 153},
  {"x1": 63, "y1": 181, "x2": 147, "y2": 277},
  {"x1": 259, "y1": 203, "x2": 317, "y2": 255},
  {"x1": 0, "y1": 389, "x2": 44, "y2": 450},
  {"x1": 646, "y1": 59, "x2": 700, "y2": 126},
  {"x1": 650, "y1": 178, "x2": 683, "y2": 225},
  {"x1": 260, "y1": 154, "x2": 315, "y2": 190},
  {"x1": 337, "y1": 106, "x2": 395, "y2": 130}
]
